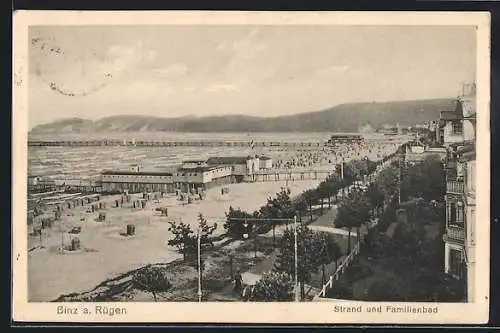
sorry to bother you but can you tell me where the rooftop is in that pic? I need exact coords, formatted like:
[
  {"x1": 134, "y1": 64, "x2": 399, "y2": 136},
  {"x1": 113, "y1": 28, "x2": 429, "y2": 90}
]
[
  {"x1": 102, "y1": 170, "x2": 174, "y2": 176},
  {"x1": 456, "y1": 143, "x2": 475, "y2": 154},
  {"x1": 182, "y1": 159, "x2": 207, "y2": 164},
  {"x1": 206, "y1": 156, "x2": 253, "y2": 165},
  {"x1": 177, "y1": 166, "x2": 221, "y2": 172},
  {"x1": 440, "y1": 110, "x2": 461, "y2": 121},
  {"x1": 459, "y1": 98, "x2": 476, "y2": 118},
  {"x1": 458, "y1": 151, "x2": 476, "y2": 163}
]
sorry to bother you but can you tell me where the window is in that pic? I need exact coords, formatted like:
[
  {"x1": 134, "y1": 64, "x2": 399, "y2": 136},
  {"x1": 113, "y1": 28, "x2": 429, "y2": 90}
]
[
  {"x1": 452, "y1": 121, "x2": 463, "y2": 135},
  {"x1": 468, "y1": 161, "x2": 476, "y2": 191},
  {"x1": 449, "y1": 249, "x2": 463, "y2": 278},
  {"x1": 470, "y1": 208, "x2": 476, "y2": 245},
  {"x1": 449, "y1": 202, "x2": 457, "y2": 225},
  {"x1": 457, "y1": 201, "x2": 464, "y2": 224}
]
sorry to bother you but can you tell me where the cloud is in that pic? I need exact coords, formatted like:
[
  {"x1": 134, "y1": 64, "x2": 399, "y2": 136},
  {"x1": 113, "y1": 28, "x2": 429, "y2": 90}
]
[
  {"x1": 153, "y1": 63, "x2": 187, "y2": 77},
  {"x1": 216, "y1": 42, "x2": 228, "y2": 51},
  {"x1": 206, "y1": 84, "x2": 238, "y2": 93},
  {"x1": 104, "y1": 42, "x2": 157, "y2": 75},
  {"x1": 315, "y1": 65, "x2": 349, "y2": 77}
]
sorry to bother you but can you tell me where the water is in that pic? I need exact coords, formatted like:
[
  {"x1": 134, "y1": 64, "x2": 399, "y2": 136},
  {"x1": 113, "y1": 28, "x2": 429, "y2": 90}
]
[
  {"x1": 28, "y1": 131, "x2": 398, "y2": 180},
  {"x1": 28, "y1": 131, "x2": 336, "y2": 142}
]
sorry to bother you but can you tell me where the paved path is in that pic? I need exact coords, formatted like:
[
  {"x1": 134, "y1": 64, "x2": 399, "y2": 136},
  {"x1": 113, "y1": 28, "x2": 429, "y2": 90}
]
[
  {"x1": 212, "y1": 170, "x2": 383, "y2": 297},
  {"x1": 310, "y1": 206, "x2": 338, "y2": 228}
]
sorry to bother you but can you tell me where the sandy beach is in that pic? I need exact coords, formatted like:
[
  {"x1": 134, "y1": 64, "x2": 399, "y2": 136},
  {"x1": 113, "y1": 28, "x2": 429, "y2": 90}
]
[
  {"x1": 27, "y1": 139, "x2": 401, "y2": 301},
  {"x1": 28, "y1": 177, "x2": 323, "y2": 302}
]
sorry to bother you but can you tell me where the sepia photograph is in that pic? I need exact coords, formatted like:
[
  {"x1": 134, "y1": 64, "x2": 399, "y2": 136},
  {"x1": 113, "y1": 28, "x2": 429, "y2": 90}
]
[{"x1": 12, "y1": 11, "x2": 490, "y2": 324}]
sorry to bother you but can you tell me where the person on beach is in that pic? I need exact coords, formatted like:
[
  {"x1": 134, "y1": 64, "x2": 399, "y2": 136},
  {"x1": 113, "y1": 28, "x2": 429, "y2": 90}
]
[{"x1": 234, "y1": 270, "x2": 243, "y2": 292}]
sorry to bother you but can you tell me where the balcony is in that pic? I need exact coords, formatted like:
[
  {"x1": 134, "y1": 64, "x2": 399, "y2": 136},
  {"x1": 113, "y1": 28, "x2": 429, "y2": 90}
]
[
  {"x1": 444, "y1": 226, "x2": 465, "y2": 244},
  {"x1": 447, "y1": 180, "x2": 464, "y2": 194}
]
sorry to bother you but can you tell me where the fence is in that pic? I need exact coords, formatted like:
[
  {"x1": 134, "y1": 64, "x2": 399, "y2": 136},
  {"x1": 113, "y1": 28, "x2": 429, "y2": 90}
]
[{"x1": 314, "y1": 242, "x2": 361, "y2": 299}]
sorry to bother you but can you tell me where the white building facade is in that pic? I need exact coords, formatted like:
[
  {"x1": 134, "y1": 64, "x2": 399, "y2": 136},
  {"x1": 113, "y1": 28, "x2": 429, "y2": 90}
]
[{"x1": 441, "y1": 83, "x2": 476, "y2": 302}]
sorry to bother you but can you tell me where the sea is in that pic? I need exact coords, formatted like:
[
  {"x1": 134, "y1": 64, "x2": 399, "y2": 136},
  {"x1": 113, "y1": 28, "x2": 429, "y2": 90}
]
[{"x1": 28, "y1": 131, "x2": 396, "y2": 180}]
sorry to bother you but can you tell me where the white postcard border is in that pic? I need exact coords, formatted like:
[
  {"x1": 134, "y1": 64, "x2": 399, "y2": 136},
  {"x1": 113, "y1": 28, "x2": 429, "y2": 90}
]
[{"x1": 12, "y1": 10, "x2": 491, "y2": 324}]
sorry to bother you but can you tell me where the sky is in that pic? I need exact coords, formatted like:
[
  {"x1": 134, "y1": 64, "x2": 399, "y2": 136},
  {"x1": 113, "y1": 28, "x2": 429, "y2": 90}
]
[{"x1": 28, "y1": 25, "x2": 476, "y2": 129}]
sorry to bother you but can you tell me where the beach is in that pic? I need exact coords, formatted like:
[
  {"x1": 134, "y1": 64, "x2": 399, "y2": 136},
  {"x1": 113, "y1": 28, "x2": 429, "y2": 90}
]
[
  {"x1": 27, "y1": 132, "x2": 404, "y2": 301},
  {"x1": 28, "y1": 177, "x2": 323, "y2": 301}
]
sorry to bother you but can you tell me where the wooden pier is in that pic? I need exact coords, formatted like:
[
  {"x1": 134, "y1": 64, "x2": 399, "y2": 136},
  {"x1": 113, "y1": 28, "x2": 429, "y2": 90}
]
[
  {"x1": 250, "y1": 169, "x2": 332, "y2": 182},
  {"x1": 28, "y1": 140, "x2": 325, "y2": 148}
]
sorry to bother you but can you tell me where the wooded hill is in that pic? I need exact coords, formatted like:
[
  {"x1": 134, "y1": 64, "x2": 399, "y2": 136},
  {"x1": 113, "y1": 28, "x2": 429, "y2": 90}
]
[{"x1": 30, "y1": 98, "x2": 455, "y2": 134}]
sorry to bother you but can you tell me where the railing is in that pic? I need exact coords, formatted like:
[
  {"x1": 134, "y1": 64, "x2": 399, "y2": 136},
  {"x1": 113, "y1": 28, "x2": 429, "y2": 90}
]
[
  {"x1": 445, "y1": 225, "x2": 465, "y2": 243},
  {"x1": 447, "y1": 180, "x2": 464, "y2": 194},
  {"x1": 316, "y1": 243, "x2": 360, "y2": 298}
]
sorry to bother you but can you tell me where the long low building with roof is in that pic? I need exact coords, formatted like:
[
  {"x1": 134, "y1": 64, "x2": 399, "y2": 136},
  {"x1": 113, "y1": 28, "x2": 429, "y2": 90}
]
[
  {"x1": 100, "y1": 166, "x2": 233, "y2": 194},
  {"x1": 99, "y1": 155, "x2": 273, "y2": 194},
  {"x1": 101, "y1": 156, "x2": 272, "y2": 193}
]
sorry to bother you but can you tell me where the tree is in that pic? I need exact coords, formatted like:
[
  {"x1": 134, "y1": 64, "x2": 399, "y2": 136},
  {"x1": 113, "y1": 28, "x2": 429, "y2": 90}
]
[
  {"x1": 315, "y1": 182, "x2": 328, "y2": 214},
  {"x1": 366, "y1": 183, "x2": 385, "y2": 217},
  {"x1": 272, "y1": 187, "x2": 295, "y2": 219},
  {"x1": 293, "y1": 196, "x2": 308, "y2": 223},
  {"x1": 361, "y1": 228, "x2": 387, "y2": 258},
  {"x1": 132, "y1": 265, "x2": 172, "y2": 302},
  {"x1": 224, "y1": 206, "x2": 254, "y2": 239},
  {"x1": 400, "y1": 155, "x2": 445, "y2": 202},
  {"x1": 385, "y1": 223, "x2": 434, "y2": 299},
  {"x1": 326, "y1": 280, "x2": 353, "y2": 299},
  {"x1": 274, "y1": 225, "x2": 336, "y2": 299},
  {"x1": 335, "y1": 189, "x2": 371, "y2": 253},
  {"x1": 315, "y1": 232, "x2": 342, "y2": 286},
  {"x1": 197, "y1": 213, "x2": 217, "y2": 248},
  {"x1": 324, "y1": 173, "x2": 342, "y2": 205},
  {"x1": 375, "y1": 166, "x2": 398, "y2": 201},
  {"x1": 252, "y1": 271, "x2": 294, "y2": 301},
  {"x1": 366, "y1": 278, "x2": 404, "y2": 301},
  {"x1": 258, "y1": 187, "x2": 294, "y2": 234},
  {"x1": 301, "y1": 189, "x2": 316, "y2": 222},
  {"x1": 167, "y1": 220, "x2": 195, "y2": 260}
]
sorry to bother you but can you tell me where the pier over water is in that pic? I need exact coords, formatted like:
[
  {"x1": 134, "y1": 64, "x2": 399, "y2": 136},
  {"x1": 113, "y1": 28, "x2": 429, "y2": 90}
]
[{"x1": 28, "y1": 140, "x2": 326, "y2": 148}]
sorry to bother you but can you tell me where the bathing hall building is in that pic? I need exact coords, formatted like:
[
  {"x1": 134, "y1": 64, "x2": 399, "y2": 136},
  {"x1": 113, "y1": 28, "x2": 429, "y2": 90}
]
[{"x1": 100, "y1": 155, "x2": 272, "y2": 194}]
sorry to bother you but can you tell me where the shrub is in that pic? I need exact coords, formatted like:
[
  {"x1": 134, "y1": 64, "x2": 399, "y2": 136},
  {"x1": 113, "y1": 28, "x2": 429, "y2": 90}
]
[
  {"x1": 252, "y1": 271, "x2": 294, "y2": 301},
  {"x1": 366, "y1": 278, "x2": 404, "y2": 301},
  {"x1": 325, "y1": 280, "x2": 353, "y2": 300},
  {"x1": 132, "y1": 265, "x2": 172, "y2": 302},
  {"x1": 343, "y1": 263, "x2": 374, "y2": 282}
]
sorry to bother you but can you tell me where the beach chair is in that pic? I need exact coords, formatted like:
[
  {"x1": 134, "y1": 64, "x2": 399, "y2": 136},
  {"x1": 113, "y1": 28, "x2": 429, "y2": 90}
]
[{"x1": 69, "y1": 226, "x2": 82, "y2": 234}]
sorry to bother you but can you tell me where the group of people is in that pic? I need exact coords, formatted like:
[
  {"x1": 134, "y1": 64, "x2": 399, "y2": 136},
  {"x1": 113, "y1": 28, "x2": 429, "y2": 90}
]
[{"x1": 269, "y1": 141, "x2": 400, "y2": 171}]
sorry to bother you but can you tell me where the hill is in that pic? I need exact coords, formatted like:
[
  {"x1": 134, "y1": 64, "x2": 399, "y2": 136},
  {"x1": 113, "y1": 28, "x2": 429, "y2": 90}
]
[
  {"x1": 30, "y1": 117, "x2": 95, "y2": 134},
  {"x1": 30, "y1": 98, "x2": 455, "y2": 134}
]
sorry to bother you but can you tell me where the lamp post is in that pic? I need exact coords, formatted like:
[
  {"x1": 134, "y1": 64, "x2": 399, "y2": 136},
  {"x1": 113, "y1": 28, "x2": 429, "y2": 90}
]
[
  {"x1": 294, "y1": 215, "x2": 299, "y2": 302},
  {"x1": 221, "y1": 216, "x2": 299, "y2": 300},
  {"x1": 398, "y1": 156, "x2": 402, "y2": 205},
  {"x1": 197, "y1": 227, "x2": 202, "y2": 303},
  {"x1": 340, "y1": 160, "x2": 344, "y2": 180}
]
